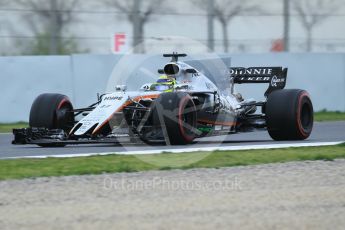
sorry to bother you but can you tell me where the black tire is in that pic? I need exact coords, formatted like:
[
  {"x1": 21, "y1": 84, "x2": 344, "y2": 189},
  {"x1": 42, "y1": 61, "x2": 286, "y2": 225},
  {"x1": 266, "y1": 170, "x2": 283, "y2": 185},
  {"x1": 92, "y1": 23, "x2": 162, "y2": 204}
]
[
  {"x1": 29, "y1": 93, "x2": 75, "y2": 147},
  {"x1": 266, "y1": 89, "x2": 313, "y2": 140},
  {"x1": 153, "y1": 92, "x2": 197, "y2": 145}
]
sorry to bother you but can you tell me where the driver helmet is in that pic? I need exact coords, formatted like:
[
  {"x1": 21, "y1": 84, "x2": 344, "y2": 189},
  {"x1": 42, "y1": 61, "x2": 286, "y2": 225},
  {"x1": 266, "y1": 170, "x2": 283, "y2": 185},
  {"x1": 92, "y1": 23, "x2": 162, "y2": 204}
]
[{"x1": 150, "y1": 75, "x2": 176, "y2": 92}]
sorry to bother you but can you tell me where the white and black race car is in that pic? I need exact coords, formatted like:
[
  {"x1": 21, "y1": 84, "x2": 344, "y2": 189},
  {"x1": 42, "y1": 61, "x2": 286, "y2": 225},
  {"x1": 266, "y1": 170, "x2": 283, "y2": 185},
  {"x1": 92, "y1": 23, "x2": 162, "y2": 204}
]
[{"x1": 13, "y1": 53, "x2": 313, "y2": 146}]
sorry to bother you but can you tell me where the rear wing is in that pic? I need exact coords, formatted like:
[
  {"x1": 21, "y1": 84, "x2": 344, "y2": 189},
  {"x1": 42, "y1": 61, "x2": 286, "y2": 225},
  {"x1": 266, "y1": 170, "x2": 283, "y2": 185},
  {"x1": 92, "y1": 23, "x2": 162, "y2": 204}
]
[{"x1": 230, "y1": 67, "x2": 288, "y2": 96}]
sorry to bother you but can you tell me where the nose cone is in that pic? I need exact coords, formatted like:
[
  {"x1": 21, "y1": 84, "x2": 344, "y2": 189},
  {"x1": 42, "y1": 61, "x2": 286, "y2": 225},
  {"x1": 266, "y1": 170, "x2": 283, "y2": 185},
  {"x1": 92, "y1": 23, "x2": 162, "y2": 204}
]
[{"x1": 164, "y1": 63, "x2": 180, "y2": 75}]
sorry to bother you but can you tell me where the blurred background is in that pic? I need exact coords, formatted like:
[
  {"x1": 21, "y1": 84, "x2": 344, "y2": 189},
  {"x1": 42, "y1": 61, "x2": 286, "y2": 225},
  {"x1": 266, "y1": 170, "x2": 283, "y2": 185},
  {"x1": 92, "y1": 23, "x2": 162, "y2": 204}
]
[
  {"x1": 1, "y1": 0, "x2": 344, "y2": 55},
  {"x1": 1, "y1": 0, "x2": 345, "y2": 122}
]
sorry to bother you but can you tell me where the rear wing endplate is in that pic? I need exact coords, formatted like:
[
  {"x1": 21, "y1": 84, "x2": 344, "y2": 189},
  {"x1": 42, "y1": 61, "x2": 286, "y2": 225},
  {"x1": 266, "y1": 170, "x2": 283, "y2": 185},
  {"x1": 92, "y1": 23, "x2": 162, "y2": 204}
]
[{"x1": 230, "y1": 67, "x2": 288, "y2": 96}]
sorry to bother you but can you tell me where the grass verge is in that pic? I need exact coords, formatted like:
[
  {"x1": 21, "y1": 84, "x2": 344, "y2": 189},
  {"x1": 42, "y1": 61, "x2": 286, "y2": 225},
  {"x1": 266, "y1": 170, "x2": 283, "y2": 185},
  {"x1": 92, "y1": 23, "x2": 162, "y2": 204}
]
[
  {"x1": 0, "y1": 122, "x2": 28, "y2": 133},
  {"x1": 0, "y1": 144, "x2": 344, "y2": 180},
  {"x1": 314, "y1": 111, "x2": 345, "y2": 122}
]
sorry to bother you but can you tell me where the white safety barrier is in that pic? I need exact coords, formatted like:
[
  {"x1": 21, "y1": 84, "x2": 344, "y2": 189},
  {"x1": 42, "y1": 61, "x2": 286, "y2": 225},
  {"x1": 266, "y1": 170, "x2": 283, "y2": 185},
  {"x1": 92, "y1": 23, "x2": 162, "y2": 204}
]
[{"x1": 1, "y1": 53, "x2": 344, "y2": 122}]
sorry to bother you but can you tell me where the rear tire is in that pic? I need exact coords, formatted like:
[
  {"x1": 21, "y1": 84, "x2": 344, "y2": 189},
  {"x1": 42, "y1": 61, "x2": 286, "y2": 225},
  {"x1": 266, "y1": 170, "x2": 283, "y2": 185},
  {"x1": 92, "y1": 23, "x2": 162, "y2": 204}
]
[
  {"x1": 29, "y1": 93, "x2": 74, "y2": 147},
  {"x1": 153, "y1": 92, "x2": 197, "y2": 145},
  {"x1": 266, "y1": 89, "x2": 313, "y2": 140}
]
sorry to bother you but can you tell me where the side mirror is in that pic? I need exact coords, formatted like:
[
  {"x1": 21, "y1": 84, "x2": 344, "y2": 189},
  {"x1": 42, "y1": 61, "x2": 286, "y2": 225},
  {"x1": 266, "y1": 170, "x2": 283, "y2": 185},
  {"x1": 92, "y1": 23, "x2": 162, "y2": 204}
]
[
  {"x1": 140, "y1": 83, "x2": 151, "y2": 91},
  {"x1": 158, "y1": 69, "x2": 164, "y2": 74},
  {"x1": 186, "y1": 68, "x2": 197, "y2": 74},
  {"x1": 174, "y1": 84, "x2": 189, "y2": 91},
  {"x1": 115, "y1": 85, "x2": 127, "y2": 92}
]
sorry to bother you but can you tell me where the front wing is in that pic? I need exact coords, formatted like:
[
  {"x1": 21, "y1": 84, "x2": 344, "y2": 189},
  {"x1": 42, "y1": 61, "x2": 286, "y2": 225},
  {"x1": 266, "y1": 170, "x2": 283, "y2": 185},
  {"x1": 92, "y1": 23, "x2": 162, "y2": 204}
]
[{"x1": 12, "y1": 128, "x2": 132, "y2": 145}]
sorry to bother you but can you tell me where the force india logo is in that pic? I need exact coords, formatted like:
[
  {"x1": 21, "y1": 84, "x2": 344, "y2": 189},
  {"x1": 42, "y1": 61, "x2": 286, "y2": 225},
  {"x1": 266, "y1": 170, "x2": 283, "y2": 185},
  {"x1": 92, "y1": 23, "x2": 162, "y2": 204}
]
[{"x1": 271, "y1": 76, "x2": 285, "y2": 87}]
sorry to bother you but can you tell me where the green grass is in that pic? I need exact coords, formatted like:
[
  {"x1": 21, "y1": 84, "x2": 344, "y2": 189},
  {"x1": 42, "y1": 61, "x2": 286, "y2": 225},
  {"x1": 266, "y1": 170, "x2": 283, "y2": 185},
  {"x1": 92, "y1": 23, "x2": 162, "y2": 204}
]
[
  {"x1": 0, "y1": 122, "x2": 28, "y2": 133},
  {"x1": 314, "y1": 111, "x2": 345, "y2": 122},
  {"x1": 0, "y1": 144, "x2": 344, "y2": 180}
]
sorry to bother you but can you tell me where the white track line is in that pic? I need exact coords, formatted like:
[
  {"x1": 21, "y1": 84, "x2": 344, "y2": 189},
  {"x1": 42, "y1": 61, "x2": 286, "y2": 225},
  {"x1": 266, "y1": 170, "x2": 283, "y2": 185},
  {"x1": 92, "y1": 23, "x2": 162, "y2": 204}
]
[{"x1": 4, "y1": 141, "x2": 344, "y2": 159}]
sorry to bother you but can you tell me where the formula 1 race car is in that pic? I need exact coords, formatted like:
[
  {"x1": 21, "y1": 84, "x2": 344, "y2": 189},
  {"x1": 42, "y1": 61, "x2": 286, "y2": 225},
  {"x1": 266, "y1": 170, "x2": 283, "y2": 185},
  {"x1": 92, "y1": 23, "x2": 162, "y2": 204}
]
[{"x1": 13, "y1": 53, "x2": 314, "y2": 146}]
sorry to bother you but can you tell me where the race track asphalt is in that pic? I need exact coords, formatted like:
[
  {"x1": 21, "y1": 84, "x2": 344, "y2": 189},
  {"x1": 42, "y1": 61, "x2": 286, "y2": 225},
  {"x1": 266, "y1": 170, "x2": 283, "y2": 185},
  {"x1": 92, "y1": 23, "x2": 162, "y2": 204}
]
[{"x1": 0, "y1": 121, "x2": 344, "y2": 159}]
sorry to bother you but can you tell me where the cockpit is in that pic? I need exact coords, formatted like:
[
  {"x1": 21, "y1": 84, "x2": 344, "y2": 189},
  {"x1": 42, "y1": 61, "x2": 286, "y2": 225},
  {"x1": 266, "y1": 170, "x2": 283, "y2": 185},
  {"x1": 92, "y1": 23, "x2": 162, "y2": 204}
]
[{"x1": 150, "y1": 76, "x2": 176, "y2": 92}]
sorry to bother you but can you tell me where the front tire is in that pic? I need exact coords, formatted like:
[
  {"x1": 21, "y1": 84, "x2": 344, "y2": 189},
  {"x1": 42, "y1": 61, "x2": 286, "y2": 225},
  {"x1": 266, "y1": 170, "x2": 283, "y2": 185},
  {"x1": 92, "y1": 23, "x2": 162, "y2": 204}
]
[
  {"x1": 153, "y1": 92, "x2": 197, "y2": 145},
  {"x1": 266, "y1": 89, "x2": 313, "y2": 140},
  {"x1": 29, "y1": 93, "x2": 74, "y2": 147}
]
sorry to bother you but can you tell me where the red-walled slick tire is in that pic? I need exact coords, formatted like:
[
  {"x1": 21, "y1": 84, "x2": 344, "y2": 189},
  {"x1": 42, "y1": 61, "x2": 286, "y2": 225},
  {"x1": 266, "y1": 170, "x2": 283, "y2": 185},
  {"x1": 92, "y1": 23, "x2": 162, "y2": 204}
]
[
  {"x1": 266, "y1": 89, "x2": 313, "y2": 140},
  {"x1": 153, "y1": 92, "x2": 197, "y2": 145},
  {"x1": 29, "y1": 93, "x2": 74, "y2": 147}
]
